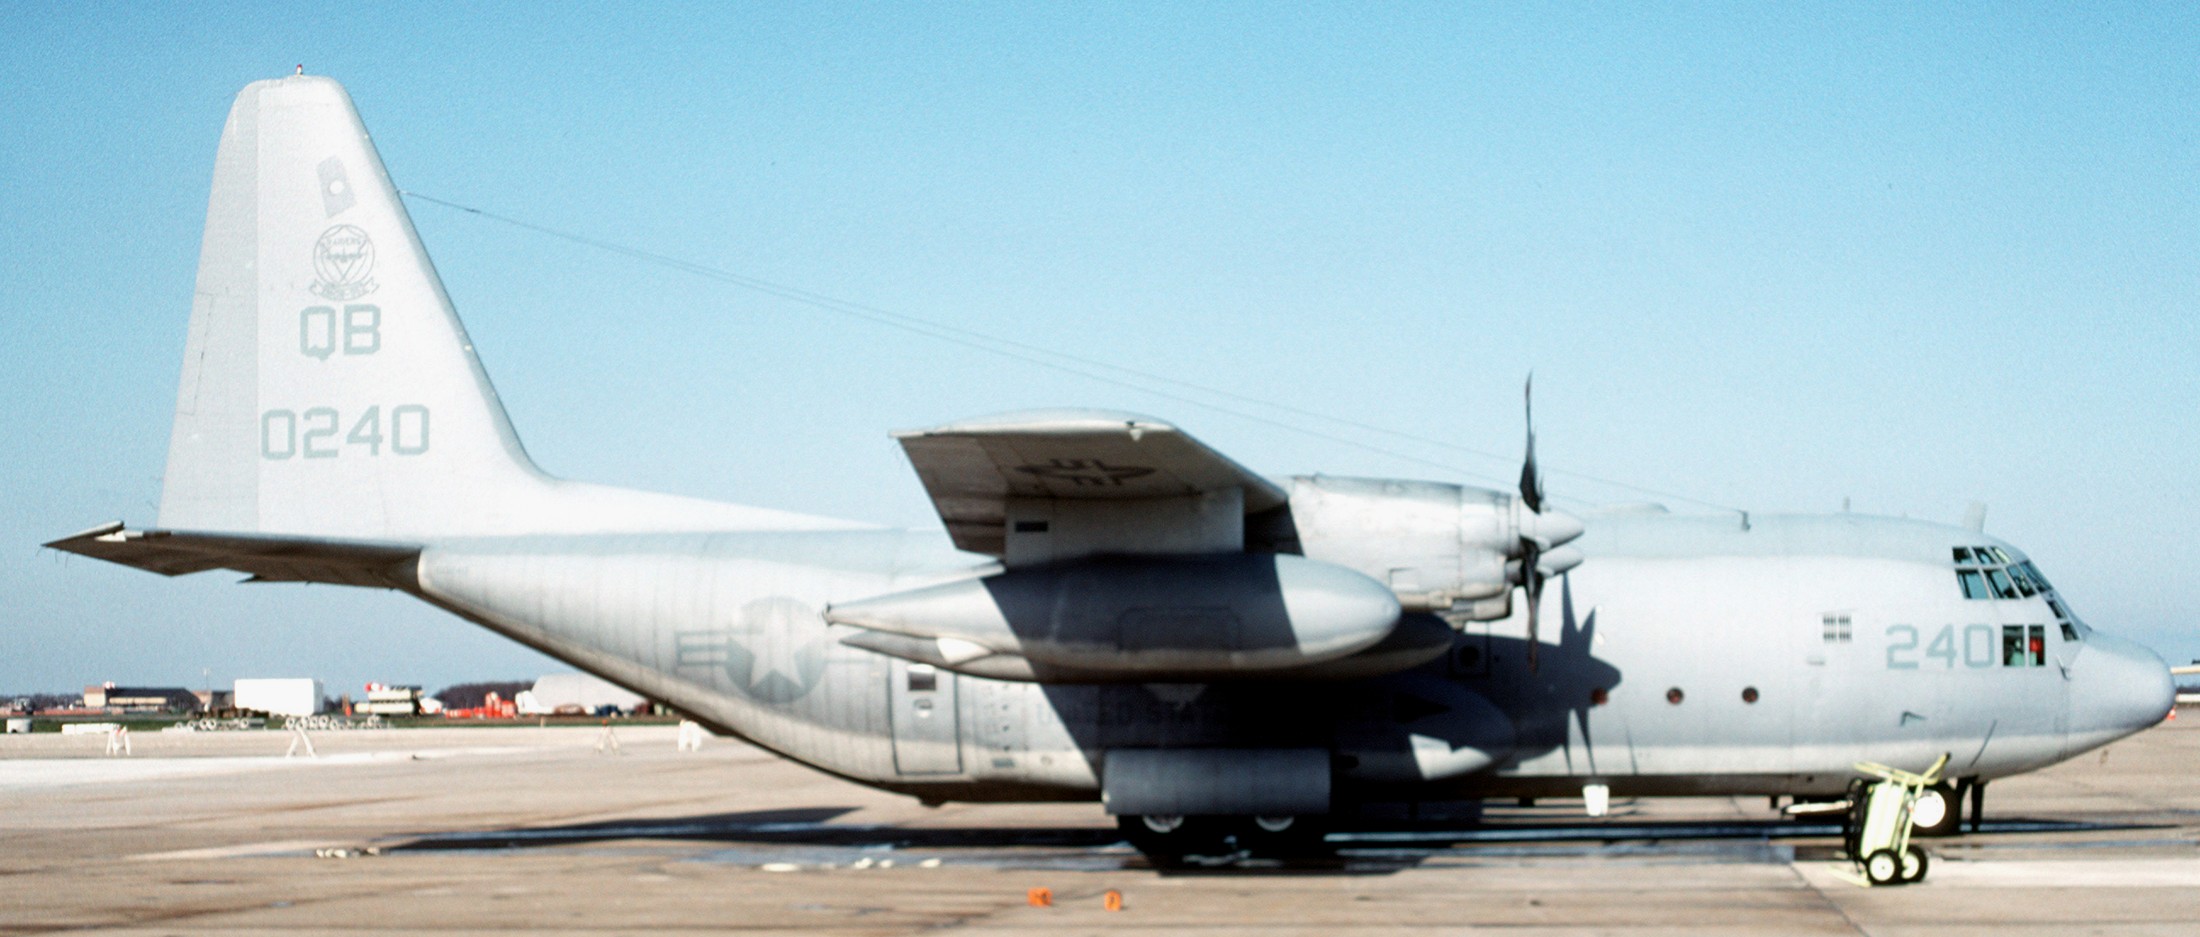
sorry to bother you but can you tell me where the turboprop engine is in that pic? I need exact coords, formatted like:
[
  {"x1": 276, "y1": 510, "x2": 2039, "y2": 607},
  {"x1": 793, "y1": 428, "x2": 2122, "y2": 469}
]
[
  {"x1": 825, "y1": 553, "x2": 1402, "y2": 681},
  {"x1": 1280, "y1": 476, "x2": 1584, "y2": 619}
]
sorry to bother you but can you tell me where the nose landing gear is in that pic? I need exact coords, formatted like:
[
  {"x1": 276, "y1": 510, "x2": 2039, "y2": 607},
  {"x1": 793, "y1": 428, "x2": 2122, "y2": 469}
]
[{"x1": 1907, "y1": 781, "x2": 1961, "y2": 837}]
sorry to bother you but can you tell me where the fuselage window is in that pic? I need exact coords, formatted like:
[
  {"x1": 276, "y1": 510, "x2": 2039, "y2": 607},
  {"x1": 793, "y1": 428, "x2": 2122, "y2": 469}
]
[
  {"x1": 2002, "y1": 624, "x2": 2047, "y2": 667},
  {"x1": 2044, "y1": 596, "x2": 2091, "y2": 638},
  {"x1": 1955, "y1": 549, "x2": 2065, "y2": 624}
]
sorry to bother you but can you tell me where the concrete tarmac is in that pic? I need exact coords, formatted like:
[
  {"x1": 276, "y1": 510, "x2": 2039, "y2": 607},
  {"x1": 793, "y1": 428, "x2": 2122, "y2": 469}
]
[{"x1": 4, "y1": 718, "x2": 2197, "y2": 935}]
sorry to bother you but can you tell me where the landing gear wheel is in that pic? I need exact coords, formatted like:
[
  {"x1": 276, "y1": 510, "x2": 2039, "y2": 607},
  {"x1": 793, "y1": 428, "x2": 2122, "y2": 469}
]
[
  {"x1": 1909, "y1": 782, "x2": 1960, "y2": 837},
  {"x1": 1235, "y1": 815, "x2": 1328, "y2": 858},
  {"x1": 1863, "y1": 849, "x2": 1903, "y2": 886},
  {"x1": 1118, "y1": 815, "x2": 1228, "y2": 864},
  {"x1": 1899, "y1": 844, "x2": 1930, "y2": 883}
]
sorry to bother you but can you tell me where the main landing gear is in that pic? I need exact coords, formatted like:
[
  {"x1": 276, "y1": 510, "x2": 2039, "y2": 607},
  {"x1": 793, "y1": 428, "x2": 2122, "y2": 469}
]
[{"x1": 1116, "y1": 814, "x2": 1330, "y2": 863}]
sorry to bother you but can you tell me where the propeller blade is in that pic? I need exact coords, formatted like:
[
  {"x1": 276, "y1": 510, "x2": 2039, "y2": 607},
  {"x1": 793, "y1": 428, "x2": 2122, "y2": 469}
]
[
  {"x1": 1519, "y1": 375, "x2": 1543, "y2": 513},
  {"x1": 1512, "y1": 373, "x2": 1560, "y2": 674},
  {"x1": 1520, "y1": 537, "x2": 1542, "y2": 673},
  {"x1": 1525, "y1": 570, "x2": 1543, "y2": 673}
]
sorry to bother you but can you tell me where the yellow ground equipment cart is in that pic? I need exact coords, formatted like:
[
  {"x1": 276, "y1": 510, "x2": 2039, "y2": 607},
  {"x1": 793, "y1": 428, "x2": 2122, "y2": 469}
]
[{"x1": 1843, "y1": 753, "x2": 1950, "y2": 886}]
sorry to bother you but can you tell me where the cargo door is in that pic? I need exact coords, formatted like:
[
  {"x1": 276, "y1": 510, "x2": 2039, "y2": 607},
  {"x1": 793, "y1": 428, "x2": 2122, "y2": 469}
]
[{"x1": 889, "y1": 661, "x2": 963, "y2": 775}]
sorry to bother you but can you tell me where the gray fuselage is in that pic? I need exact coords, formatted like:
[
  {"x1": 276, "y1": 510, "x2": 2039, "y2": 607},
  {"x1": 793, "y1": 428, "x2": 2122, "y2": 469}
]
[{"x1": 408, "y1": 505, "x2": 2173, "y2": 805}]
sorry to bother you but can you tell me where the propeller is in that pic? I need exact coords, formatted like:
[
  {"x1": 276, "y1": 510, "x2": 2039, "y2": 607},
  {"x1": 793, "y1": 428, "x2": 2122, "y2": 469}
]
[
  {"x1": 1513, "y1": 376, "x2": 1583, "y2": 672},
  {"x1": 1518, "y1": 376, "x2": 1547, "y2": 672}
]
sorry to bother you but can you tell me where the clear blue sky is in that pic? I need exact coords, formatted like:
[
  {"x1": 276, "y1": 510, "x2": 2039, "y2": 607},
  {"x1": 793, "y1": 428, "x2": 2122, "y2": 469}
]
[{"x1": 3, "y1": 3, "x2": 2194, "y2": 696}]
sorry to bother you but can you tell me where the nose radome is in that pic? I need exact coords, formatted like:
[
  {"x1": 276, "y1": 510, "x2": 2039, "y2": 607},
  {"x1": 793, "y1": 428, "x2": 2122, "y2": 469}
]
[{"x1": 2066, "y1": 632, "x2": 2175, "y2": 755}]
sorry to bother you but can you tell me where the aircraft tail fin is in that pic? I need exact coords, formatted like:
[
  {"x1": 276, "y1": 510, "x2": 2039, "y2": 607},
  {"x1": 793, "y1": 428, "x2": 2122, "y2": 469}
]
[
  {"x1": 159, "y1": 75, "x2": 540, "y2": 540},
  {"x1": 152, "y1": 75, "x2": 860, "y2": 543}
]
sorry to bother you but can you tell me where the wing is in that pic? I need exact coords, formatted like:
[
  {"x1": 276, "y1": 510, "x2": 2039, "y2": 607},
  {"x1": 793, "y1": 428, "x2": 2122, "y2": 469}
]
[
  {"x1": 893, "y1": 409, "x2": 1287, "y2": 562},
  {"x1": 44, "y1": 522, "x2": 420, "y2": 588}
]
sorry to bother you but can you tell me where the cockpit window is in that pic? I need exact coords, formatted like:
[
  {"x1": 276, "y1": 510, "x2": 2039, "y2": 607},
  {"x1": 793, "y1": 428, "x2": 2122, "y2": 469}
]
[
  {"x1": 2044, "y1": 596, "x2": 2092, "y2": 638},
  {"x1": 2003, "y1": 624, "x2": 2047, "y2": 667},
  {"x1": 1948, "y1": 550, "x2": 2094, "y2": 639},
  {"x1": 1954, "y1": 547, "x2": 2066, "y2": 606}
]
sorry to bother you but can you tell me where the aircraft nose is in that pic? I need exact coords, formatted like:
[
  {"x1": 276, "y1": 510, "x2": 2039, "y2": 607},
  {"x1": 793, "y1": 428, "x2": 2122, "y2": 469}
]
[{"x1": 2065, "y1": 631, "x2": 2175, "y2": 755}]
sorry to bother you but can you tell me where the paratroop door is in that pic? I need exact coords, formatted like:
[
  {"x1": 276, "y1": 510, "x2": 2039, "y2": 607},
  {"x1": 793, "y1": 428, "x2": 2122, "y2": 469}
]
[{"x1": 889, "y1": 660, "x2": 963, "y2": 775}]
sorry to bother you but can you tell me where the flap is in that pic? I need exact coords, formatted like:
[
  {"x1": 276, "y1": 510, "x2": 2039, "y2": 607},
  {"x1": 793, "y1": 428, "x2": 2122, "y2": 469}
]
[
  {"x1": 45, "y1": 521, "x2": 421, "y2": 589},
  {"x1": 894, "y1": 409, "x2": 1288, "y2": 557}
]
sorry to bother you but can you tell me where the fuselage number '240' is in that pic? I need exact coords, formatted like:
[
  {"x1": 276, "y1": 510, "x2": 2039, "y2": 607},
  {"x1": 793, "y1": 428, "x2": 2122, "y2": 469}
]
[{"x1": 1886, "y1": 623, "x2": 2003, "y2": 670}]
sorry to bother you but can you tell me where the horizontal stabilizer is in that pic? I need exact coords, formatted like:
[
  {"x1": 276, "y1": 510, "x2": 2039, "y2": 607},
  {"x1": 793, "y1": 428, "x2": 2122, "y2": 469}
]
[{"x1": 44, "y1": 521, "x2": 419, "y2": 588}]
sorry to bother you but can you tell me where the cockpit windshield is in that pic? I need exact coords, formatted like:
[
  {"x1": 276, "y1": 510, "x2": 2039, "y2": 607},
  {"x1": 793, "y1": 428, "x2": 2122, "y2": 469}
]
[{"x1": 1950, "y1": 545, "x2": 2090, "y2": 639}]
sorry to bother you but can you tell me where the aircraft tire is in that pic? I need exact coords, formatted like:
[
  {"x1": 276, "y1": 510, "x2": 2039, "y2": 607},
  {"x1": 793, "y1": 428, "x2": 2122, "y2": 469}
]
[
  {"x1": 1118, "y1": 814, "x2": 1229, "y2": 864},
  {"x1": 1233, "y1": 815, "x2": 1330, "y2": 858},
  {"x1": 1909, "y1": 783, "x2": 1961, "y2": 837},
  {"x1": 1899, "y1": 844, "x2": 1930, "y2": 883},
  {"x1": 1863, "y1": 849, "x2": 1904, "y2": 886}
]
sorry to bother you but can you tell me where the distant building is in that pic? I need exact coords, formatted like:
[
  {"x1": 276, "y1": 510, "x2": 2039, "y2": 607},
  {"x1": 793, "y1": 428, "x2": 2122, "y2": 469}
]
[
  {"x1": 87, "y1": 685, "x2": 201, "y2": 713},
  {"x1": 233, "y1": 678, "x2": 323, "y2": 717},
  {"x1": 517, "y1": 673, "x2": 647, "y2": 715},
  {"x1": 357, "y1": 684, "x2": 424, "y2": 716}
]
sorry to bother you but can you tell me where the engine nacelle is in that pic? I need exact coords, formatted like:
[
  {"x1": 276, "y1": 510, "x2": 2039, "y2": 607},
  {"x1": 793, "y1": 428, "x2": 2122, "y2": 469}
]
[
  {"x1": 1280, "y1": 476, "x2": 1584, "y2": 617},
  {"x1": 824, "y1": 553, "x2": 1401, "y2": 679}
]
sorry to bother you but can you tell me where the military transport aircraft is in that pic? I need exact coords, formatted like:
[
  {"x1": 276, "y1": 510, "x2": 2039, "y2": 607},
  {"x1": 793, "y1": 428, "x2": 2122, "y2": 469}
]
[{"x1": 48, "y1": 76, "x2": 2175, "y2": 860}]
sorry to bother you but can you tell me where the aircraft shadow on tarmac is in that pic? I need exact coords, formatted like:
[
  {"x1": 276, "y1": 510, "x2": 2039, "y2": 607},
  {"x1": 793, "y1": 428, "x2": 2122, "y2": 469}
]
[
  {"x1": 385, "y1": 806, "x2": 1121, "y2": 852},
  {"x1": 381, "y1": 806, "x2": 2148, "y2": 874}
]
